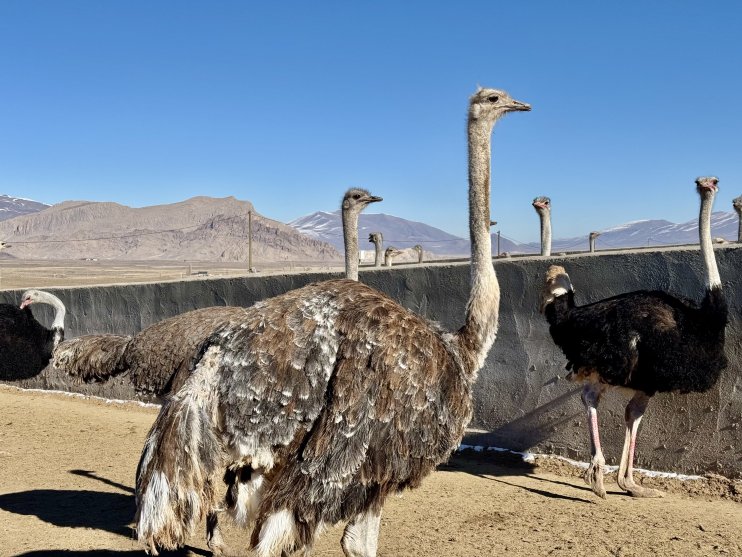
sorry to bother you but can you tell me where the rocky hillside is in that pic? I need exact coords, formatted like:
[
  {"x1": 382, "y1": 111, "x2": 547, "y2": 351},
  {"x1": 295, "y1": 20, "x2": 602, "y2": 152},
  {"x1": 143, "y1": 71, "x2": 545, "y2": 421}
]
[{"x1": 0, "y1": 196, "x2": 340, "y2": 262}]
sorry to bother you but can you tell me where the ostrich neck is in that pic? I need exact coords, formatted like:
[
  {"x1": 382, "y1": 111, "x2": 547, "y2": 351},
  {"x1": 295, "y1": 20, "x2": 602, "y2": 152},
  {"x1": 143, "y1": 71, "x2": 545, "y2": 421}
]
[
  {"x1": 540, "y1": 212, "x2": 552, "y2": 256},
  {"x1": 737, "y1": 211, "x2": 742, "y2": 243},
  {"x1": 342, "y1": 210, "x2": 359, "y2": 281},
  {"x1": 699, "y1": 193, "x2": 721, "y2": 289},
  {"x1": 455, "y1": 116, "x2": 501, "y2": 372},
  {"x1": 589, "y1": 237, "x2": 596, "y2": 252},
  {"x1": 374, "y1": 240, "x2": 383, "y2": 267}
]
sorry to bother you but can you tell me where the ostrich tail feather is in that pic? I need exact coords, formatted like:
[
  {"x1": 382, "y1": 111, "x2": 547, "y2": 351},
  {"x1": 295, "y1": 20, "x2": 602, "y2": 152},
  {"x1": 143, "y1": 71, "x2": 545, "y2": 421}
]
[
  {"x1": 135, "y1": 345, "x2": 224, "y2": 553},
  {"x1": 53, "y1": 334, "x2": 131, "y2": 382}
]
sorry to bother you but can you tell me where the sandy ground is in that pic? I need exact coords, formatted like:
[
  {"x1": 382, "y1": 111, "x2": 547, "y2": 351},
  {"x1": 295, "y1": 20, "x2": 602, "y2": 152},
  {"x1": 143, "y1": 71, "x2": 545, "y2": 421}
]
[{"x1": 1, "y1": 386, "x2": 741, "y2": 557}]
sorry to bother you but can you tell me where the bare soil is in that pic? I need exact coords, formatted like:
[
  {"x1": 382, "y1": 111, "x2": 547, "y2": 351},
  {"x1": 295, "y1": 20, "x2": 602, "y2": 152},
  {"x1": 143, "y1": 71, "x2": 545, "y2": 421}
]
[{"x1": 1, "y1": 386, "x2": 741, "y2": 557}]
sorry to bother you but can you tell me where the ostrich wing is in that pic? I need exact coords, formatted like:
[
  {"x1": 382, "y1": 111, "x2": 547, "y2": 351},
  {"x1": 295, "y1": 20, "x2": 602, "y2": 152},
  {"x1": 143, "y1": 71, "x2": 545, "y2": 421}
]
[{"x1": 125, "y1": 306, "x2": 250, "y2": 395}]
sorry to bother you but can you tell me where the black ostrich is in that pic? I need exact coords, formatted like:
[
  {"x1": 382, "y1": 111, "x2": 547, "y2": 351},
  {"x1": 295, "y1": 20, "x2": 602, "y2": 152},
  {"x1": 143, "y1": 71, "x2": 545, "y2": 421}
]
[
  {"x1": 540, "y1": 177, "x2": 728, "y2": 499},
  {"x1": 0, "y1": 290, "x2": 66, "y2": 380}
]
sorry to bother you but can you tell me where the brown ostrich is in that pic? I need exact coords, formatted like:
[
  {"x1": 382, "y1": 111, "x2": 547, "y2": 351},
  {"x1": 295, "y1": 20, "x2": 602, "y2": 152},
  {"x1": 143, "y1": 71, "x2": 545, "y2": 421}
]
[{"x1": 134, "y1": 87, "x2": 530, "y2": 556}]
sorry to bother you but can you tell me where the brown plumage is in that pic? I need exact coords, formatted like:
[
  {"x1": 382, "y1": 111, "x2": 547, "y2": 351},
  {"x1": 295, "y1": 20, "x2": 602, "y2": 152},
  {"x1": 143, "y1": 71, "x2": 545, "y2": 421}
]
[
  {"x1": 135, "y1": 88, "x2": 530, "y2": 557},
  {"x1": 52, "y1": 188, "x2": 381, "y2": 556}
]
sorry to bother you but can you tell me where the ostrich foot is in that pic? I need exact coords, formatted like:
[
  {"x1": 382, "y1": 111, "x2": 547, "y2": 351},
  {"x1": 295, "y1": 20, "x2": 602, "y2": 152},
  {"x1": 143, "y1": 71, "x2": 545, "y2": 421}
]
[
  {"x1": 584, "y1": 459, "x2": 606, "y2": 499},
  {"x1": 206, "y1": 521, "x2": 230, "y2": 556},
  {"x1": 618, "y1": 475, "x2": 664, "y2": 498}
]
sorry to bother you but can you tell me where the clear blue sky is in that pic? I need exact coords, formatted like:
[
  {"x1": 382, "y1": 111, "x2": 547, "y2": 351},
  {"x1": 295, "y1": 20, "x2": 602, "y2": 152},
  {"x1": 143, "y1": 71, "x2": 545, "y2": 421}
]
[{"x1": 1, "y1": 1, "x2": 740, "y2": 243}]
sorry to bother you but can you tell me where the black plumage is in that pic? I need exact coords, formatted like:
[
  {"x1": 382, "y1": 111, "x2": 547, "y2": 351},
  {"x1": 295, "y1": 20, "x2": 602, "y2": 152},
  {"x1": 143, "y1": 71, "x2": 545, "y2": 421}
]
[
  {"x1": 545, "y1": 287, "x2": 727, "y2": 396},
  {"x1": 540, "y1": 177, "x2": 728, "y2": 499},
  {"x1": 0, "y1": 290, "x2": 65, "y2": 380}
]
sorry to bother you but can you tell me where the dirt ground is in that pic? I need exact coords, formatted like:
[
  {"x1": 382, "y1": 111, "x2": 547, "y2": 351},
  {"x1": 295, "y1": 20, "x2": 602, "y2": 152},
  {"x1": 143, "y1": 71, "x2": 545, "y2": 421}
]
[{"x1": 1, "y1": 386, "x2": 741, "y2": 557}]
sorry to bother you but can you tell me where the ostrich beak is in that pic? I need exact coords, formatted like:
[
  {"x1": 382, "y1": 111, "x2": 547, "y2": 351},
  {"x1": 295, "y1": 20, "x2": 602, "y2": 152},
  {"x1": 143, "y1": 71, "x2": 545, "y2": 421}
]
[
  {"x1": 20, "y1": 299, "x2": 31, "y2": 309},
  {"x1": 509, "y1": 100, "x2": 531, "y2": 112},
  {"x1": 365, "y1": 195, "x2": 383, "y2": 204}
]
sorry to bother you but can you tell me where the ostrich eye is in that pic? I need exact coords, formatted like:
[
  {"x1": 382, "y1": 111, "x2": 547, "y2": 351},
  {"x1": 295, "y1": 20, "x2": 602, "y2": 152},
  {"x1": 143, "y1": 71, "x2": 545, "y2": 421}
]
[
  {"x1": 353, "y1": 194, "x2": 361, "y2": 199},
  {"x1": 487, "y1": 95, "x2": 499, "y2": 103}
]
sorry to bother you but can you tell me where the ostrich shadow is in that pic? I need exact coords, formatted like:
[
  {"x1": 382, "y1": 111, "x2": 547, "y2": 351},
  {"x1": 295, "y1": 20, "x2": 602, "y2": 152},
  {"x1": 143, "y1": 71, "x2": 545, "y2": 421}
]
[
  {"x1": 14, "y1": 549, "x2": 208, "y2": 556},
  {"x1": 2, "y1": 470, "x2": 210, "y2": 556},
  {"x1": 445, "y1": 389, "x2": 582, "y2": 483},
  {"x1": 0, "y1": 469, "x2": 135, "y2": 538}
]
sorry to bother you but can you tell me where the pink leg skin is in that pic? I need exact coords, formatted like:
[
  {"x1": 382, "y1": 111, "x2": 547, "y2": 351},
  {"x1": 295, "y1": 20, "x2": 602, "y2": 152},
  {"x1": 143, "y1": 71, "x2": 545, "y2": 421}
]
[
  {"x1": 581, "y1": 384, "x2": 607, "y2": 499},
  {"x1": 617, "y1": 392, "x2": 664, "y2": 498}
]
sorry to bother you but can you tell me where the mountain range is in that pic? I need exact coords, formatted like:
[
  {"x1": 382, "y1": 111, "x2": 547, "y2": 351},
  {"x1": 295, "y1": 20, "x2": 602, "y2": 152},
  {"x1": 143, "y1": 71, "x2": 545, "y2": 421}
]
[
  {"x1": 0, "y1": 194, "x2": 739, "y2": 262},
  {"x1": 0, "y1": 196, "x2": 339, "y2": 262}
]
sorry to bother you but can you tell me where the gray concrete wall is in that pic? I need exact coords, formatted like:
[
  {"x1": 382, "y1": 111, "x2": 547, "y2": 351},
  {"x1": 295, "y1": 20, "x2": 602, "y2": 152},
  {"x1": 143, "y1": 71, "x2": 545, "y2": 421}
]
[{"x1": 2, "y1": 246, "x2": 741, "y2": 477}]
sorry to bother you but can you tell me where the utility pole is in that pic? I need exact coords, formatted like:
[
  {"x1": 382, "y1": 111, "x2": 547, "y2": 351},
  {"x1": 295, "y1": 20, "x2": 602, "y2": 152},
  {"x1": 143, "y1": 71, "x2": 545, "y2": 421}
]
[{"x1": 248, "y1": 210, "x2": 253, "y2": 272}]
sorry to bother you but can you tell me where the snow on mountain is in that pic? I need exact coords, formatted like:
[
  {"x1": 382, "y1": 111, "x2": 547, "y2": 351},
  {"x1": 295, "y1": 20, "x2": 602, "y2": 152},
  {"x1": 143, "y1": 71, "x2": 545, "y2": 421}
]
[
  {"x1": 0, "y1": 195, "x2": 50, "y2": 222},
  {"x1": 292, "y1": 208, "x2": 741, "y2": 256}
]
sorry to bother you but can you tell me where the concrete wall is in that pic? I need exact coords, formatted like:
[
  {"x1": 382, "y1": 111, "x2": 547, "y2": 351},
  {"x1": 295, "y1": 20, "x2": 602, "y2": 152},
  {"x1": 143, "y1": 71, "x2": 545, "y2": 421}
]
[{"x1": 2, "y1": 246, "x2": 741, "y2": 477}]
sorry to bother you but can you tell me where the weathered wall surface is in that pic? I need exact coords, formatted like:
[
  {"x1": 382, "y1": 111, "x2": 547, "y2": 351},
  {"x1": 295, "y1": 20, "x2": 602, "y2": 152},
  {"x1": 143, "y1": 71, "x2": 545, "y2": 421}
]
[{"x1": 2, "y1": 246, "x2": 741, "y2": 476}]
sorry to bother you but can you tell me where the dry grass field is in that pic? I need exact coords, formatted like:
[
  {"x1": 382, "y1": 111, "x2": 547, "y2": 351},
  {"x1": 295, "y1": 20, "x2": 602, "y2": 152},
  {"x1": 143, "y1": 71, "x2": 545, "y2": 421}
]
[
  {"x1": 1, "y1": 386, "x2": 741, "y2": 557},
  {"x1": 0, "y1": 259, "x2": 345, "y2": 290}
]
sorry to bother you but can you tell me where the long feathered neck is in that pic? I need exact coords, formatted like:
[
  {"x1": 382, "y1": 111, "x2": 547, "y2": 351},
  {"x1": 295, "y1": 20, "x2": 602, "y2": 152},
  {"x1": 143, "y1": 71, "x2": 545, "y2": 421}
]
[
  {"x1": 342, "y1": 208, "x2": 360, "y2": 281},
  {"x1": 737, "y1": 210, "x2": 742, "y2": 244},
  {"x1": 699, "y1": 192, "x2": 721, "y2": 289},
  {"x1": 35, "y1": 291, "x2": 66, "y2": 347},
  {"x1": 455, "y1": 114, "x2": 501, "y2": 372},
  {"x1": 373, "y1": 237, "x2": 383, "y2": 267},
  {"x1": 540, "y1": 210, "x2": 552, "y2": 256}
]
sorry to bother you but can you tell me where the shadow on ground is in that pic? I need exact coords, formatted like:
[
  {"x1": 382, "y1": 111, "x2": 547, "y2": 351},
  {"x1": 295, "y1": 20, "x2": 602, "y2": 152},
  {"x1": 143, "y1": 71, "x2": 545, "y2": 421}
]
[
  {"x1": 14, "y1": 549, "x2": 208, "y2": 556},
  {"x1": 0, "y1": 489, "x2": 134, "y2": 538}
]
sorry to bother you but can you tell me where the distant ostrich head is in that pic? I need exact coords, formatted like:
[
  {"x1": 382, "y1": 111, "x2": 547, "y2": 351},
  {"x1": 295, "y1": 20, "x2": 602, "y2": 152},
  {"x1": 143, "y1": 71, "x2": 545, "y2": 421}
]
[
  {"x1": 589, "y1": 231, "x2": 601, "y2": 241},
  {"x1": 469, "y1": 88, "x2": 531, "y2": 123},
  {"x1": 540, "y1": 265, "x2": 574, "y2": 313},
  {"x1": 384, "y1": 247, "x2": 403, "y2": 267},
  {"x1": 342, "y1": 188, "x2": 382, "y2": 213},
  {"x1": 733, "y1": 195, "x2": 742, "y2": 215},
  {"x1": 532, "y1": 196, "x2": 551, "y2": 215},
  {"x1": 368, "y1": 232, "x2": 383, "y2": 245},
  {"x1": 695, "y1": 176, "x2": 719, "y2": 197}
]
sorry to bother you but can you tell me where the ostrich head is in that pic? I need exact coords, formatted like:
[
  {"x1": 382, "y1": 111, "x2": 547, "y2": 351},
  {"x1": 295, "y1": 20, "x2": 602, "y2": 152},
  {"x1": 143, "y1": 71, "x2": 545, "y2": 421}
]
[
  {"x1": 696, "y1": 176, "x2": 719, "y2": 198},
  {"x1": 469, "y1": 88, "x2": 531, "y2": 123},
  {"x1": 532, "y1": 196, "x2": 551, "y2": 216},
  {"x1": 20, "y1": 289, "x2": 52, "y2": 309},
  {"x1": 368, "y1": 232, "x2": 383, "y2": 244},
  {"x1": 540, "y1": 265, "x2": 574, "y2": 313},
  {"x1": 589, "y1": 231, "x2": 601, "y2": 240},
  {"x1": 733, "y1": 195, "x2": 742, "y2": 215},
  {"x1": 342, "y1": 188, "x2": 382, "y2": 214}
]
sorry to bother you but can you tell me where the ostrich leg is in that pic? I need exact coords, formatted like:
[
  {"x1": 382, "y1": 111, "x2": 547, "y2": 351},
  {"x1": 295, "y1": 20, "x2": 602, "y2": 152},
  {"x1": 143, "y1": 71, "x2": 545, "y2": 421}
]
[
  {"x1": 341, "y1": 509, "x2": 382, "y2": 557},
  {"x1": 617, "y1": 392, "x2": 664, "y2": 498},
  {"x1": 581, "y1": 383, "x2": 607, "y2": 499},
  {"x1": 206, "y1": 510, "x2": 228, "y2": 556}
]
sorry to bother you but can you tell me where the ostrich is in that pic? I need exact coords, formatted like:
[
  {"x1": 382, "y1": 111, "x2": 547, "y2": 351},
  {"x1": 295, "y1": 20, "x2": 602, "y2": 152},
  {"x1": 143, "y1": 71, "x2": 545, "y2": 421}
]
[
  {"x1": 341, "y1": 189, "x2": 382, "y2": 281},
  {"x1": 368, "y1": 232, "x2": 383, "y2": 267},
  {"x1": 412, "y1": 244, "x2": 424, "y2": 263},
  {"x1": 383, "y1": 246, "x2": 403, "y2": 267},
  {"x1": 532, "y1": 196, "x2": 551, "y2": 256},
  {"x1": 50, "y1": 187, "x2": 381, "y2": 555},
  {"x1": 733, "y1": 195, "x2": 742, "y2": 243},
  {"x1": 540, "y1": 177, "x2": 727, "y2": 499},
  {"x1": 589, "y1": 231, "x2": 601, "y2": 253},
  {"x1": 0, "y1": 290, "x2": 66, "y2": 379},
  {"x1": 134, "y1": 87, "x2": 530, "y2": 556}
]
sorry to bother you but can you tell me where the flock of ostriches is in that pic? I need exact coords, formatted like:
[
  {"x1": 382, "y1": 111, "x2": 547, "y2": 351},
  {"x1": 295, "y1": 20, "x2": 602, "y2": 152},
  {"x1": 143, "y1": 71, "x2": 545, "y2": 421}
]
[{"x1": 0, "y1": 87, "x2": 735, "y2": 556}]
